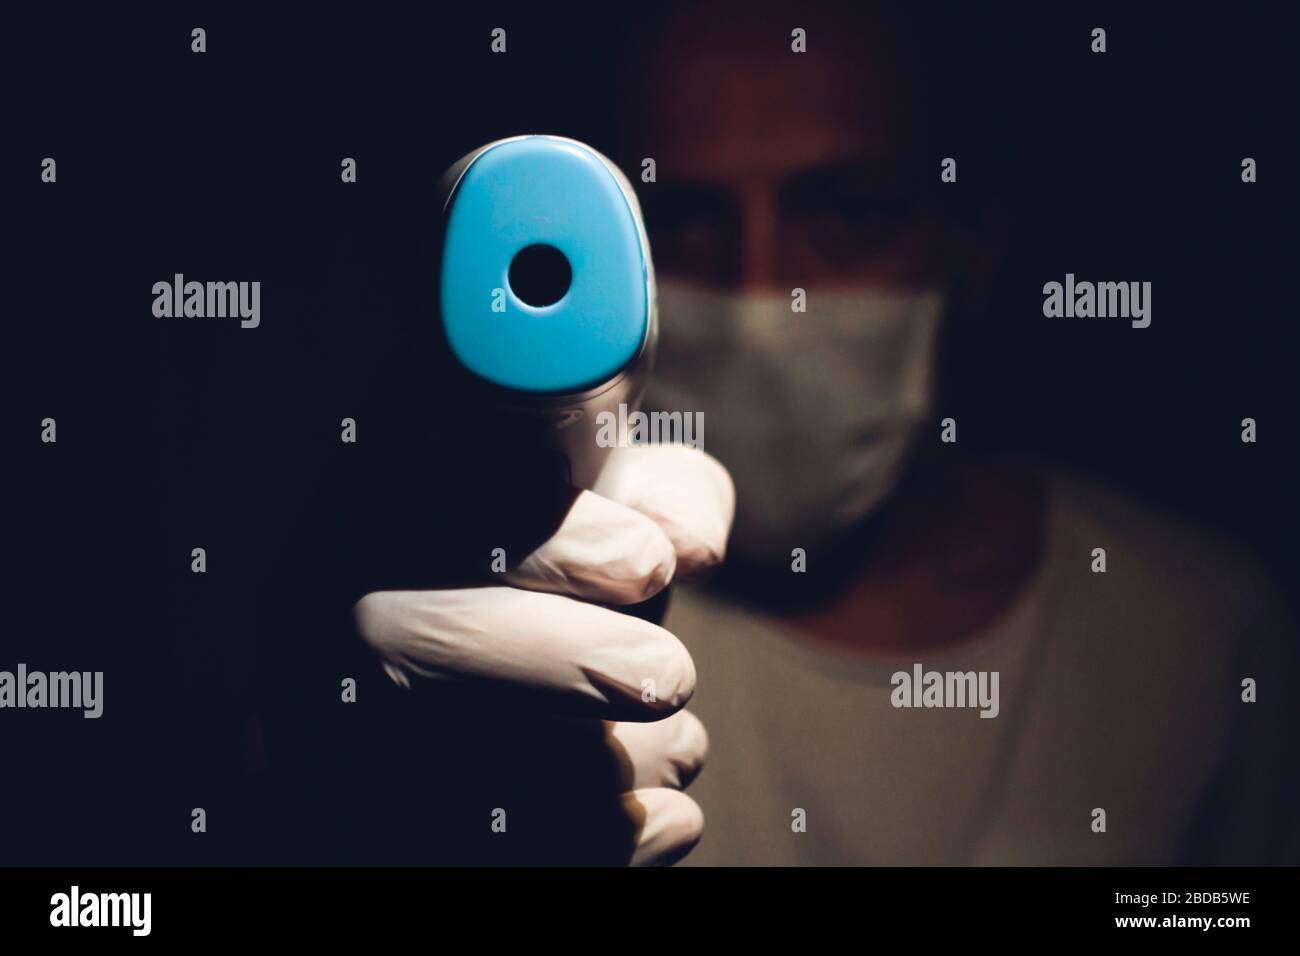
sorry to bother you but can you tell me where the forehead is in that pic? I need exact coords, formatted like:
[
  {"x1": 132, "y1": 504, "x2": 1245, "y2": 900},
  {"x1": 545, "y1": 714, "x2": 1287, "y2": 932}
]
[{"x1": 615, "y1": 8, "x2": 937, "y2": 180}]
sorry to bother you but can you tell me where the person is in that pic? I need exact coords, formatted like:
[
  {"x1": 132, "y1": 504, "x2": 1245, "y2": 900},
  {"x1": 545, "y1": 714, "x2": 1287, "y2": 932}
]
[
  {"x1": 590, "y1": 1, "x2": 1299, "y2": 864},
  {"x1": 288, "y1": 0, "x2": 1297, "y2": 867}
]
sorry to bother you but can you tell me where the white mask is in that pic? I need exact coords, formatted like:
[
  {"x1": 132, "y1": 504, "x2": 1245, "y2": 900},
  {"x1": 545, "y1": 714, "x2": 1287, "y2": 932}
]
[{"x1": 647, "y1": 279, "x2": 943, "y2": 565}]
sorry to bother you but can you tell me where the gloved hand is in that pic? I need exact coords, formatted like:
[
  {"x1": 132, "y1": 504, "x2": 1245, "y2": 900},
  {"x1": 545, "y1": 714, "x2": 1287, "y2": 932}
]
[{"x1": 351, "y1": 442, "x2": 734, "y2": 865}]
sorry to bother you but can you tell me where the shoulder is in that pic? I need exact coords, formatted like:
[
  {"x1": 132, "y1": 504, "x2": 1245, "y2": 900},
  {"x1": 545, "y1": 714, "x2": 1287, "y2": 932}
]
[
  {"x1": 1022, "y1": 471, "x2": 1298, "y2": 863},
  {"x1": 1045, "y1": 469, "x2": 1292, "y2": 644}
]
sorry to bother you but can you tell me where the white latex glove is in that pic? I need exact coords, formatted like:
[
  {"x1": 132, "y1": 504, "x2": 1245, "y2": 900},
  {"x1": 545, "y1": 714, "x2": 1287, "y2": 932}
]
[{"x1": 353, "y1": 442, "x2": 734, "y2": 865}]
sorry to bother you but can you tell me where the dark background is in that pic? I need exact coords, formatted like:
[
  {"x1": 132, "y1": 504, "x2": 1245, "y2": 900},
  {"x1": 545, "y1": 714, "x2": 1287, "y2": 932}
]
[{"x1": 2, "y1": 2, "x2": 1295, "y2": 863}]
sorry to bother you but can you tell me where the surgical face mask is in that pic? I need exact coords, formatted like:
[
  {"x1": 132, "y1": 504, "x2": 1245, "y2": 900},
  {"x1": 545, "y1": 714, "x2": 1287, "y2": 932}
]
[{"x1": 647, "y1": 279, "x2": 943, "y2": 565}]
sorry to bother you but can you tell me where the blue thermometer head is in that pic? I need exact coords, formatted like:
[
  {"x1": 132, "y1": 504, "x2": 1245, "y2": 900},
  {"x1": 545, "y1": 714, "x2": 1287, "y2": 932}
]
[
  {"x1": 438, "y1": 136, "x2": 656, "y2": 396},
  {"x1": 435, "y1": 136, "x2": 657, "y2": 490}
]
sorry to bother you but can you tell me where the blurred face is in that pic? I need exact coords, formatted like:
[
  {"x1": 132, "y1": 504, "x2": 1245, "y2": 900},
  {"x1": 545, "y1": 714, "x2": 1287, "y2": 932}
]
[
  {"x1": 615, "y1": 6, "x2": 955, "y2": 564},
  {"x1": 618, "y1": 8, "x2": 947, "y2": 291}
]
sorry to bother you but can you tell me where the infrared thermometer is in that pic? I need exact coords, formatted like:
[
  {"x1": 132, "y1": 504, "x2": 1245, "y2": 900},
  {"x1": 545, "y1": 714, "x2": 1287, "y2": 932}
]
[{"x1": 435, "y1": 135, "x2": 657, "y2": 491}]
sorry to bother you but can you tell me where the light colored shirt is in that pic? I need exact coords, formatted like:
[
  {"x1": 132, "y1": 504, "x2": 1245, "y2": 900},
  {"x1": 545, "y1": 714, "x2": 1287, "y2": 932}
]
[{"x1": 666, "y1": 472, "x2": 1299, "y2": 865}]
